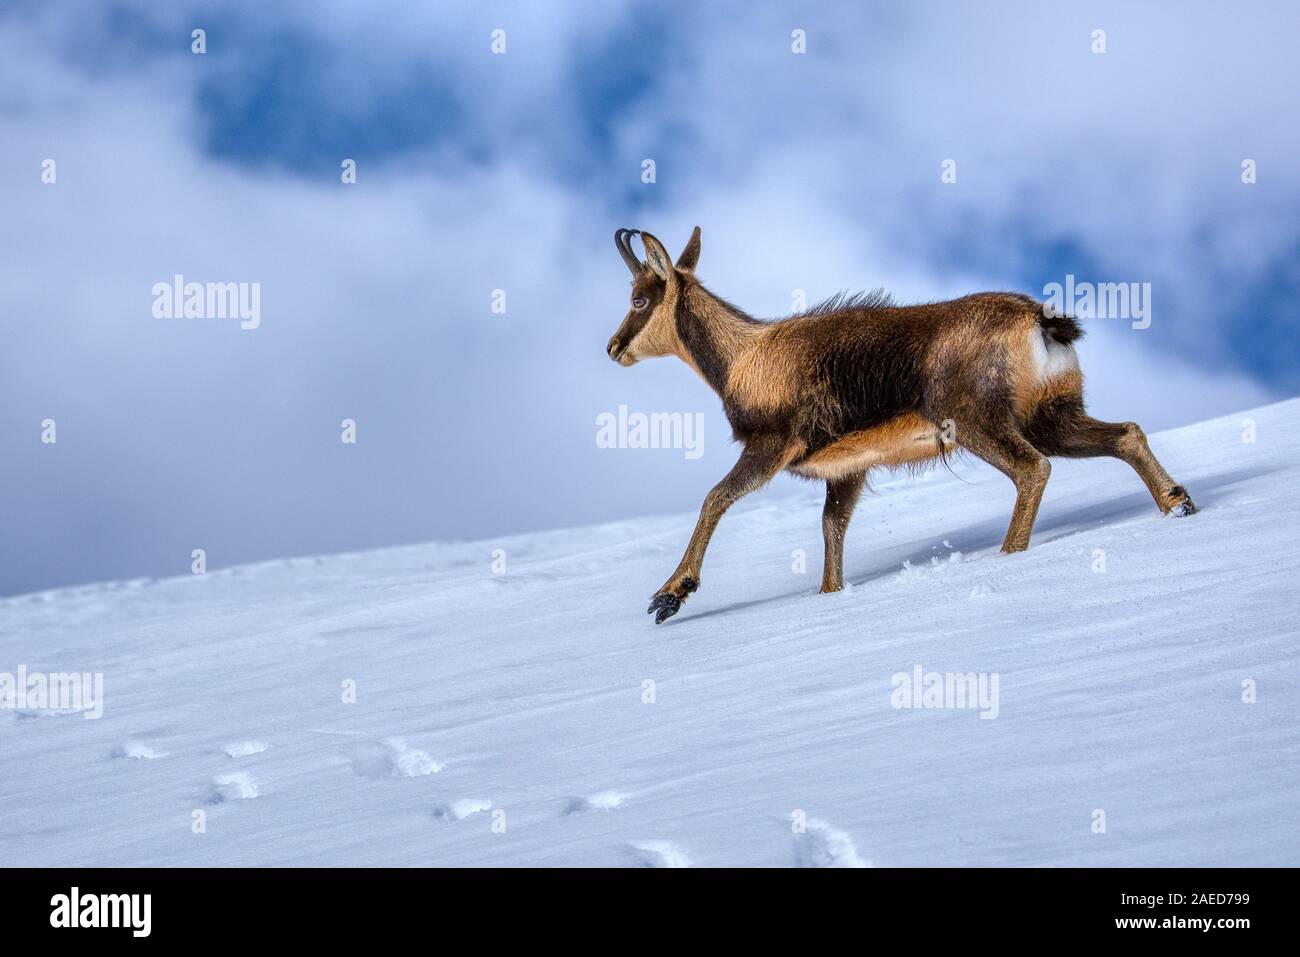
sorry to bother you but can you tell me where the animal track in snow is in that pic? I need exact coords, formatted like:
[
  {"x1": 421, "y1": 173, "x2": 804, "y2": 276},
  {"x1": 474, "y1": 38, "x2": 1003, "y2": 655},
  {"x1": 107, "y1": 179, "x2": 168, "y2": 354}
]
[
  {"x1": 7, "y1": 706, "x2": 84, "y2": 721},
  {"x1": 899, "y1": 551, "x2": 966, "y2": 581},
  {"x1": 433, "y1": 798, "x2": 492, "y2": 821},
  {"x1": 350, "y1": 738, "x2": 443, "y2": 779},
  {"x1": 110, "y1": 740, "x2": 165, "y2": 760},
  {"x1": 562, "y1": 790, "x2": 629, "y2": 815},
  {"x1": 223, "y1": 740, "x2": 269, "y2": 758},
  {"x1": 793, "y1": 818, "x2": 871, "y2": 868},
  {"x1": 627, "y1": 841, "x2": 692, "y2": 868},
  {"x1": 207, "y1": 771, "x2": 260, "y2": 803}
]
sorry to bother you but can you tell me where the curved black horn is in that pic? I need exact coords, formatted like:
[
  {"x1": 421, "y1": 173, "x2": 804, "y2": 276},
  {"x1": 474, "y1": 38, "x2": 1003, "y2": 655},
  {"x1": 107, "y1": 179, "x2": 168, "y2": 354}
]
[{"x1": 615, "y1": 228, "x2": 644, "y2": 277}]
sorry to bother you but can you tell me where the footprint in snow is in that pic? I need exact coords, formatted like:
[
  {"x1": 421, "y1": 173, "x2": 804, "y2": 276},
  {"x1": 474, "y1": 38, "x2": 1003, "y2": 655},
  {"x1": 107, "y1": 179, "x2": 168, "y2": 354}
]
[
  {"x1": 223, "y1": 740, "x2": 269, "y2": 758},
  {"x1": 562, "y1": 790, "x2": 629, "y2": 816},
  {"x1": 110, "y1": 740, "x2": 166, "y2": 760},
  {"x1": 433, "y1": 798, "x2": 492, "y2": 821},
  {"x1": 207, "y1": 771, "x2": 260, "y2": 803},
  {"x1": 351, "y1": 738, "x2": 443, "y2": 779},
  {"x1": 9, "y1": 707, "x2": 86, "y2": 721},
  {"x1": 627, "y1": 841, "x2": 692, "y2": 868},
  {"x1": 793, "y1": 818, "x2": 871, "y2": 868}
]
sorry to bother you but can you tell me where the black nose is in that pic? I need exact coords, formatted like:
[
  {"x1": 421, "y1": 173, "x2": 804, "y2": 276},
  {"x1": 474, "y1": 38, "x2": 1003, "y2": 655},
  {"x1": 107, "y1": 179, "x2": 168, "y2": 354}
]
[{"x1": 607, "y1": 337, "x2": 622, "y2": 360}]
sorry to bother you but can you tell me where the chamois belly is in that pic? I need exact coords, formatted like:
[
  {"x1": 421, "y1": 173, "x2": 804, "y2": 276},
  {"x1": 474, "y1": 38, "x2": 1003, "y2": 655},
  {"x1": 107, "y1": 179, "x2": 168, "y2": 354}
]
[{"x1": 788, "y1": 412, "x2": 944, "y2": 480}]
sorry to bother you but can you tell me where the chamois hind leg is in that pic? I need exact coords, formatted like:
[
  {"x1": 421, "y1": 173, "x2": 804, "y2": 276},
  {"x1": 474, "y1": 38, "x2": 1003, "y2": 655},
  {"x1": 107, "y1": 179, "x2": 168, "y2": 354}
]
[
  {"x1": 1024, "y1": 397, "x2": 1197, "y2": 516},
  {"x1": 648, "y1": 434, "x2": 802, "y2": 624},
  {"x1": 820, "y1": 472, "x2": 866, "y2": 593},
  {"x1": 961, "y1": 425, "x2": 1052, "y2": 554}
]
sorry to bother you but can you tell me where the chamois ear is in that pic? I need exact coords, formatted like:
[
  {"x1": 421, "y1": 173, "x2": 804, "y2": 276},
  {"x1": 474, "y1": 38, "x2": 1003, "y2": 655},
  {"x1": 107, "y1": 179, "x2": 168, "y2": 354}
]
[
  {"x1": 675, "y1": 226, "x2": 701, "y2": 273},
  {"x1": 640, "y1": 232, "x2": 674, "y2": 282}
]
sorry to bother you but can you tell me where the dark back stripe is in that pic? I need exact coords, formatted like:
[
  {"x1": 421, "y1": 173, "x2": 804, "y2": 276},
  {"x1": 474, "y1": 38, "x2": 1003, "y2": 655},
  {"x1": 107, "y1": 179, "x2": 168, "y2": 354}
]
[{"x1": 675, "y1": 287, "x2": 745, "y2": 394}]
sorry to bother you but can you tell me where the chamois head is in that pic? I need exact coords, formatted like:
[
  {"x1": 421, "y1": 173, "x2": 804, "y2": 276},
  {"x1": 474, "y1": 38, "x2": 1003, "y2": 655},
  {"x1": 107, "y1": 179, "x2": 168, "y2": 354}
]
[{"x1": 606, "y1": 227, "x2": 701, "y2": 366}]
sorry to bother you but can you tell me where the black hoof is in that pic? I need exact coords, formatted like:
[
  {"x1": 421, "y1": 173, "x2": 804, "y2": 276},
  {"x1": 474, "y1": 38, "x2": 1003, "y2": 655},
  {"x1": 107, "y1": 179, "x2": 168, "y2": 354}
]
[
  {"x1": 647, "y1": 593, "x2": 681, "y2": 624},
  {"x1": 1169, "y1": 486, "x2": 1197, "y2": 517}
]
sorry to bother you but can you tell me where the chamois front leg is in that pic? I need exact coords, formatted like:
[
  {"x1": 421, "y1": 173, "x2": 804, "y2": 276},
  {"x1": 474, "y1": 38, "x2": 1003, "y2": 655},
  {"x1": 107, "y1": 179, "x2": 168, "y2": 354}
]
[
  {"x1": 820, "y1": 472, "x2": 866, "y2": 593},
  {"x1": 648, "y1": 435, "x2": 801, "y2": 624}
]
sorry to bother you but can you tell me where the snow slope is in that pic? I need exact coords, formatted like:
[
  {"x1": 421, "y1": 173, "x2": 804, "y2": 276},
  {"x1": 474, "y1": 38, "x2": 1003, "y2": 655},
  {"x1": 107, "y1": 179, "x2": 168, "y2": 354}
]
[{"x1": 2, "y1": 400, "x2": 1298, "y2": 867}]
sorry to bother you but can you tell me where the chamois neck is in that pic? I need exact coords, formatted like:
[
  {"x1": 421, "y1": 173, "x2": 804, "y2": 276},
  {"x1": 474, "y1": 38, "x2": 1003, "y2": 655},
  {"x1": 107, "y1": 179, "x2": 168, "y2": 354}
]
[{"x1": 673, "y1": 280, "x2": 761, "y2": 395}]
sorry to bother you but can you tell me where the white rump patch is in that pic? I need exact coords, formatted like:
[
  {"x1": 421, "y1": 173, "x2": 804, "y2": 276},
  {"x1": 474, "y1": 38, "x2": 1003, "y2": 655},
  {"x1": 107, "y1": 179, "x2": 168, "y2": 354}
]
[{"x1": 1028, "y1": 327, "x2": 1079, "y2": 380}]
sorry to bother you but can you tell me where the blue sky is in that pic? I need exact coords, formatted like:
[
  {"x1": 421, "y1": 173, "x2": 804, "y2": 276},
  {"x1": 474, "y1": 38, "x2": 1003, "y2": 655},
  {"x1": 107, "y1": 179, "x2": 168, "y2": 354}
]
[{"x1": 1, "y1": 0, "x2": 1296, "y2": 595}]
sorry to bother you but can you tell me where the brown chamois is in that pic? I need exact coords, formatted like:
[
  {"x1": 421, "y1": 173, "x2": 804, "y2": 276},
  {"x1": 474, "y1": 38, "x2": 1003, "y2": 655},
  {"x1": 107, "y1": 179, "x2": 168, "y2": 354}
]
[{"x1": 607, "y1": 227, "x2": 1197, "y2": 624}]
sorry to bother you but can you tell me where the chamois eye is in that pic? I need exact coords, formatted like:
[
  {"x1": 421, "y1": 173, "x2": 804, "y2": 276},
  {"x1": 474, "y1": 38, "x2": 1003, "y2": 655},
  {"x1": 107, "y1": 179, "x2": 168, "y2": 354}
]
[{"x1": 632, "y1": 297, "x2": 648, "y2": 310}]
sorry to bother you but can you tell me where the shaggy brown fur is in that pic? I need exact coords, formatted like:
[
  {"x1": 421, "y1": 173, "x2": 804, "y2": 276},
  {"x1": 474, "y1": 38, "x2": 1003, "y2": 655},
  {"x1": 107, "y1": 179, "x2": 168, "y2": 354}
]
[{"x1": 607, "y1": 228, "x2": 1196, "y2": 623}]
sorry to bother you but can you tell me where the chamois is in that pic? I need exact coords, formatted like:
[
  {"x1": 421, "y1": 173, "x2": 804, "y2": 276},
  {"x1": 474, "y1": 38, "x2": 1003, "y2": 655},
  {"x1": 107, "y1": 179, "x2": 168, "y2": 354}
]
[{"x1": 607, "y1": 228, "x2": 1196, "y2": 624}]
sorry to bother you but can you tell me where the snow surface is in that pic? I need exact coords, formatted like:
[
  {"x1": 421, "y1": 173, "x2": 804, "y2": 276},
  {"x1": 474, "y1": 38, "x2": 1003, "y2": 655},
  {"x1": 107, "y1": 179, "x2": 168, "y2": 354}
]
[{"x1": 2, "y1": 400, "x2": 1298, "y2": 867}]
